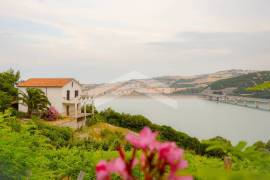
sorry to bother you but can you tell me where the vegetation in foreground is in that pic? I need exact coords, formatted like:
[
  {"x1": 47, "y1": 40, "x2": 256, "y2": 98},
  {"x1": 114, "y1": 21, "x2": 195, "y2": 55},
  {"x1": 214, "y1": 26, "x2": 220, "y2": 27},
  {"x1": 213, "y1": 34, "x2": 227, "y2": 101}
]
[{"x1": 1, "y1": 108, "x2": 270, "y2": 179}]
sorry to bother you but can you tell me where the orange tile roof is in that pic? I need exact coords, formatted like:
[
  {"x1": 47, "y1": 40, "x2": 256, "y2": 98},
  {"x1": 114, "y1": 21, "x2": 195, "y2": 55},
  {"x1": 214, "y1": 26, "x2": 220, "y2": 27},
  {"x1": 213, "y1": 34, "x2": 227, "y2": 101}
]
[{"x1": 17, "y1": 78, "x2": 74, "y2": 87}]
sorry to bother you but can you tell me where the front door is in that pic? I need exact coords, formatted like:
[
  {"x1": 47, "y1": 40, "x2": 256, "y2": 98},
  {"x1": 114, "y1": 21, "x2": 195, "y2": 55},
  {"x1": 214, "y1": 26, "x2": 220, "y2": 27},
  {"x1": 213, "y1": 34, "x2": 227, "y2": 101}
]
[
  {"x1": 66, "y1": 90, "x2": 70, "y2": 100},
  {"x1": 66, "y1": 105, "x2": 69, "y2": 116}
]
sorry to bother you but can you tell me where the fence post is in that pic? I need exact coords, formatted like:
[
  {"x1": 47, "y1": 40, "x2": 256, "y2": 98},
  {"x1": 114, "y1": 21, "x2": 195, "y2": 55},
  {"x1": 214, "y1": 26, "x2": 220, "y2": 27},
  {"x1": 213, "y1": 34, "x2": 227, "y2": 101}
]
[
  {"x1": 224, "y1": 156, "x2": 232, "y2": 171},
  {"x1": 77, "y1": 171, "x2": 86, "y2": 180}
]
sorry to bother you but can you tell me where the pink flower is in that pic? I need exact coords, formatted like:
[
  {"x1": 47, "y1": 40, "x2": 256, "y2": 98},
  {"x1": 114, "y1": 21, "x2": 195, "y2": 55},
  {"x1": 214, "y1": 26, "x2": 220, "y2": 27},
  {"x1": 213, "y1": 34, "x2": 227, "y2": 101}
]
[
  {"x1": 140, "y1": 153, "x2": 146, "y2": 168},
  {"x1": 126, "y1": 127, "x2": 158, "y2": 150},
  {"x1": 158, "y1": 142, "x2": 184, "y2": 165},
  {"x1": 96, "y1": 157, "x2": 136, "y2": 180},
  {"x1": 108, "y1": 157, "x2": 129, "y2": 179},
  {"x1": 131, "y1": 158, "x2": 138, "y2": 168},
  {"x1": 96, "y1": 126, "x2": 192, "y2": 179},
  {"x1": 96, "y1": 160, "x2": 110, "y2": 180},
  {"x1": 157, "y1": 142, "x2": 189, "y2": 178},
  {"x1": 170, "y1": 160, "x2": 188, "y2": 176},
  {"x1": 149, "y1": 140, "x2": 161, "y2": 151}
]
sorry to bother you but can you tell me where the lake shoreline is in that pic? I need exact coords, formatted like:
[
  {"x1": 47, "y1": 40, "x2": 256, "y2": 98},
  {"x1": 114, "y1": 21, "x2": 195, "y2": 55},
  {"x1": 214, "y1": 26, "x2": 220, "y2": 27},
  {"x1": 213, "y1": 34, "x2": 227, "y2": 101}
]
[
  {"x1": 93, "y1": 93, "x2": 270, "y2": 100},
  {"x1": 96, "y1": 96, "x2": 270, "y2": 144}
]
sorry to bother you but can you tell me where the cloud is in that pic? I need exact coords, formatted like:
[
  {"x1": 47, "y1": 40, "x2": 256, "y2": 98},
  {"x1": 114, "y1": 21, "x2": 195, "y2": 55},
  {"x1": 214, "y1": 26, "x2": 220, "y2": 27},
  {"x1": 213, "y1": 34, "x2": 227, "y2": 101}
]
[
  {"x1": 0, "y1": 0, "x2": 270, "y2": 82},
  {"x1": 146, "y1": 32, "x2": 270, "y2": 57}
]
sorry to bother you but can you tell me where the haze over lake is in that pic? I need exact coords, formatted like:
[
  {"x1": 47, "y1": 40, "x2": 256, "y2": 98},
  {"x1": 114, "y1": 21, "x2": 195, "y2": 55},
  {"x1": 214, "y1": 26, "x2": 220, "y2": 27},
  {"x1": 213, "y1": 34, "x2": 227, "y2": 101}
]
[{"x1": 96, "y1": 96, "x2": 270, "y2": 144}]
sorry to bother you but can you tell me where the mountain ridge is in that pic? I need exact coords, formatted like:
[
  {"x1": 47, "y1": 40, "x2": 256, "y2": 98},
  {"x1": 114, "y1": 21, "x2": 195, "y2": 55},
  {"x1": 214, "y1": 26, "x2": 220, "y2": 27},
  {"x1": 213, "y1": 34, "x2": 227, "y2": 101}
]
[{"x1": 82, "y1": 69, "x2": 255, "y2": 96}]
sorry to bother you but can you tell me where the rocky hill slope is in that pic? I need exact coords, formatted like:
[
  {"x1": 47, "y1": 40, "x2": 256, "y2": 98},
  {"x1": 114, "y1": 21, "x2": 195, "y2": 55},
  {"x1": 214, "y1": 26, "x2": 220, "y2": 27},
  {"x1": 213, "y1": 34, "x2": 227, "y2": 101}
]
[{"x1": 83, "y1": 69, "x2": 253, "y2": 96}]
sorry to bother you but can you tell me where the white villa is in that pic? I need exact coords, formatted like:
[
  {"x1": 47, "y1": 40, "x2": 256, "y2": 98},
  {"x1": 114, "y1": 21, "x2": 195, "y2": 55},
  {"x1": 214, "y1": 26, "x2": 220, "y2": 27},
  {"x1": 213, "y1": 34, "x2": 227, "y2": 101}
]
[{"x1": 17, "y1": 78, "x2": 85, "y2": 119}]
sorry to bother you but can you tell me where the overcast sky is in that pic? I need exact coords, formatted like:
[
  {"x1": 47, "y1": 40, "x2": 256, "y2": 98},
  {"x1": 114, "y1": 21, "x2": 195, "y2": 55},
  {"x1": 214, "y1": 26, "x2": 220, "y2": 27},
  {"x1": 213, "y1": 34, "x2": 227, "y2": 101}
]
[{"x1": 0, "y1": 0, "x2": 270, "y2": 83}]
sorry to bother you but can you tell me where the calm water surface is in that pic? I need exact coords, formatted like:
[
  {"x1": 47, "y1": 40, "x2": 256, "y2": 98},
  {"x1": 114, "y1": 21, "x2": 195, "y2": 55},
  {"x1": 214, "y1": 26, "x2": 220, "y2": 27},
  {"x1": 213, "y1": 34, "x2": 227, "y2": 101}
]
[{"x1": 96, "y1": 96, "x2": 270, "y2": 144}]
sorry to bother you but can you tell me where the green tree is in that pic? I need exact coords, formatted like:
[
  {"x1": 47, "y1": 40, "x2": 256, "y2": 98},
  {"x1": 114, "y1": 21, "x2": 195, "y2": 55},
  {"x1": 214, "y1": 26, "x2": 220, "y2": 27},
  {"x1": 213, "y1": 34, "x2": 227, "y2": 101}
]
[
  {"x1": 265, "y1": 140, "x2": 270, "y2": 151},
  {"x1": 202, "y1": 136, "x2": 233, "y2": 157},
  {"x1": 19, "y1": 88, "x2": 50, "y2": 117},
  {"x1": 253, "y1": 141, "x2": 266, "y2": 151},
  {"x1": 0, "y1": 69, "x2": 20, "y2": 112},
  {"x1": 82, "y1": 104, "x2": 98, "y2": 114}
]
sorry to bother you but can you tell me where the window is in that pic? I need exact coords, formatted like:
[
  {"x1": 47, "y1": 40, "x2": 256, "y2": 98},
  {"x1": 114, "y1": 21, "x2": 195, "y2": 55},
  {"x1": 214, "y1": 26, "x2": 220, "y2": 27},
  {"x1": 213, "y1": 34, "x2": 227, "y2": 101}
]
[
  {"x1": 75, "y1": 90, "x2": 78, "y2": 97},
  {"x1": 72, "y1": 82, "x2": 74, "y2": 87}
]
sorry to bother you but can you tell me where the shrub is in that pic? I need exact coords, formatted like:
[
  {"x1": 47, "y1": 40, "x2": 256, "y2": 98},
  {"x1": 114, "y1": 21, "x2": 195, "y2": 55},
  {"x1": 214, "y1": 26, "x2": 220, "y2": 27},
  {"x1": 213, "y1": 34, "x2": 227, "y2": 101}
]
[
  {"x1": 31, "y1": 115, "x2": 41, "y2": 121},
  {"x1": 35, "y1": 122, "x2": 73, "y2": 147},
  {"x1": 14, "y1": 111, "x2": 28, "y2": 118},
  {"x1": 100, "y1": 108, "x2": 152, "y2": 132},
  {"x1": 253, "y1": 141, "x2": 266, "y2": 151},
  {"x1": 86, "y1": 114, "x2": 104, "y2": 126},
  {"x1": 153, "y1": 125, "x2": 202, "y2": 153},
  {"x1": 266, "y1": 140, "x2": 270, "y2": 151},
  {"x1": 8, "y1": 118, "x2": 22, "y2": 132},
  {"x1": 44, "y1": 106, "x2": 59, "y2": 121}
]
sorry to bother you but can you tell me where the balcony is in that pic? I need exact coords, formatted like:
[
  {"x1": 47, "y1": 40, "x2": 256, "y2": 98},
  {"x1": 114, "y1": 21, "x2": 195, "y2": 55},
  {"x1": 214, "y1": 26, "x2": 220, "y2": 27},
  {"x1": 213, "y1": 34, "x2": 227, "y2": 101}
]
[{"x1": 62, "y1": 97, "x2": 80, "y2": 104}]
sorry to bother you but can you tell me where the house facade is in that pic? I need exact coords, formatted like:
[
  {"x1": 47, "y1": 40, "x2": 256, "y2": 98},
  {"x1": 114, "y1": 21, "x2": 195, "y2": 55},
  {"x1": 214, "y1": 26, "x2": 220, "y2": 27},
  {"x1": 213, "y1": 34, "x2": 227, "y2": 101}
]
[{"x1": 17, "y1": 78, "x2": 83, "y2": 118}]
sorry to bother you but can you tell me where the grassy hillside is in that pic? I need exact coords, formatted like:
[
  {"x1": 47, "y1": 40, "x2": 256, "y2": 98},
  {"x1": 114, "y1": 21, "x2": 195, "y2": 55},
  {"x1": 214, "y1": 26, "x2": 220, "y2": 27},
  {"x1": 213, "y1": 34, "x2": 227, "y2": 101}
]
[
  {"x1": 210, "y1": 71, "x2": 270, "y2": 90},
  {"x1": 246, "y1": 81, "x2": 270, "y2": 91},
  {"x1": 1, "y1": 119, "x2": 270, "y2": 179},
  {"x1": 75, "y1": 122, "x2": 132, "y2": 141},
  {"x1": 75, "y1": 122, "x2": 134, "y2": 150},
  {"x1": 1, "y1": 108, "x2": 270, "y2": 179},
  {"x1": 209, "y1": 71, "x2": 270, "y2": 98}
]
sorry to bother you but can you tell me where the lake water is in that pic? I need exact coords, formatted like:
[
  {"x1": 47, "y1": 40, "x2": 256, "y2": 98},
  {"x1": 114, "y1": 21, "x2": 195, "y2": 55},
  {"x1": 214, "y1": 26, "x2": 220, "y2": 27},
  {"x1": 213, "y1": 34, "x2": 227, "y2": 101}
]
[{"x1": 96, "y1": 96, "x2": 270, "y2": 144}]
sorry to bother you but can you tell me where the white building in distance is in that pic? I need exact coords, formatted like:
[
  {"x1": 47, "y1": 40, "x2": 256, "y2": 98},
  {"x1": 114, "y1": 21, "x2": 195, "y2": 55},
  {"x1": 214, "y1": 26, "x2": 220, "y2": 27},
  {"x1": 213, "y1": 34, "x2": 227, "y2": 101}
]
[{"x1": 17, "y1": 78, "x2": 84, "y2": 119}]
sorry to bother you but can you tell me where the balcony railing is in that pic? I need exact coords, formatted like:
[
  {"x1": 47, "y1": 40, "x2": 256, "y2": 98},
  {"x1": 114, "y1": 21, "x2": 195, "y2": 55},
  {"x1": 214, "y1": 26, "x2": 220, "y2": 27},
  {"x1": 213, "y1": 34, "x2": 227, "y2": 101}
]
[{"x1": 62, "y1": 97, "x2": 81, "y2": 104}]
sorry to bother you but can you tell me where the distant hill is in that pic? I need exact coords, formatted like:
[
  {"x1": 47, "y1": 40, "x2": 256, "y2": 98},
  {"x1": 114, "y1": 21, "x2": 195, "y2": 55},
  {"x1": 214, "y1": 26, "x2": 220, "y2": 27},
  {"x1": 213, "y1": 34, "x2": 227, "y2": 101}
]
[
  {"x1": 209, "y1": 71, "x2": 270, "y2": 98},
  {"x1": 83, "y1": 69, "x2": 253, "y2": 96}
]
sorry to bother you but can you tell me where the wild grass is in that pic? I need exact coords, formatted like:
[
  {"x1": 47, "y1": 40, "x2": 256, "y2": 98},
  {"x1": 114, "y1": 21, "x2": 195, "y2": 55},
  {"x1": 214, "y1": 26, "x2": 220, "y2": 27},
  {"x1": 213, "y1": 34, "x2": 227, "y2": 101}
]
[{"x1": 75, "y1": 122, "x2": 133, "y2": 141}]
